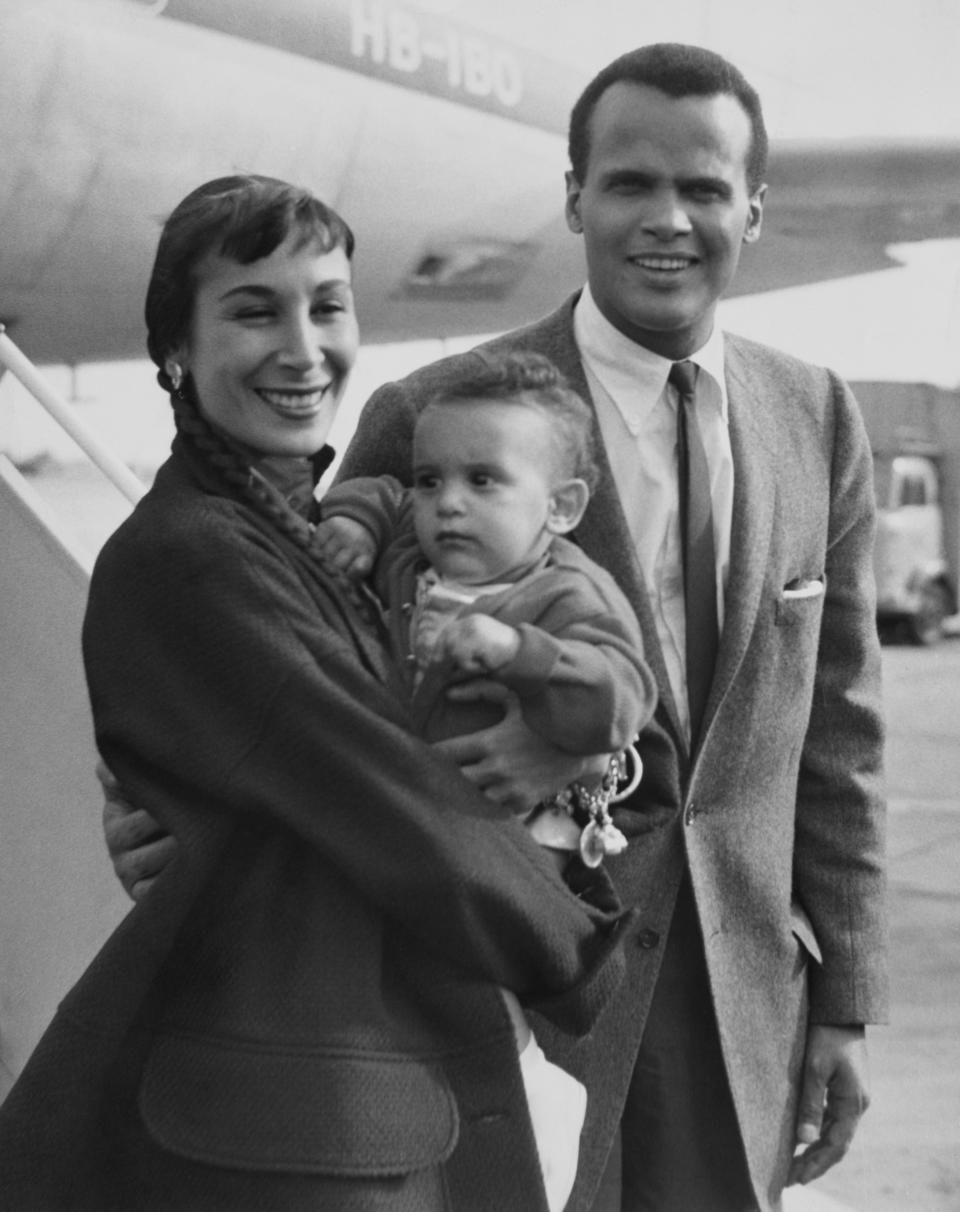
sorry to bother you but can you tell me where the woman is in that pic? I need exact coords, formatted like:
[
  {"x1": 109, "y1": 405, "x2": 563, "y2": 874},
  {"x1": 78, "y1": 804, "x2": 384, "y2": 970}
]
[{"x1": 0, "y1": 176, "x2": 625, "y2": 1210}]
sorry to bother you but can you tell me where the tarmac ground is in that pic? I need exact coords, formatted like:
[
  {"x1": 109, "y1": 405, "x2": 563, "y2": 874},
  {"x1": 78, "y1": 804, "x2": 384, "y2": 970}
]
[{"x1": 797, "y1": 637, "x2": 960, "y2": 1212}]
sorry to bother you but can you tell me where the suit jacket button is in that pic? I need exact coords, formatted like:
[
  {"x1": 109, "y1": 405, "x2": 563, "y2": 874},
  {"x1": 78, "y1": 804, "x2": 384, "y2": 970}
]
[
  {"x1": 636, "y1": 929, "x2": 660, "y2": 950},
  {"x1": 685, "y1": 801, "x2": 698, "y2": 825}
]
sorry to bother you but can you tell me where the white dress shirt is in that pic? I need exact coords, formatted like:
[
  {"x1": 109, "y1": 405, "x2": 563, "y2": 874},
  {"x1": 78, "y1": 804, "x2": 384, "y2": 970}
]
[{"x1": 573, "y1": 285, "x2": 734, "y2": 740}]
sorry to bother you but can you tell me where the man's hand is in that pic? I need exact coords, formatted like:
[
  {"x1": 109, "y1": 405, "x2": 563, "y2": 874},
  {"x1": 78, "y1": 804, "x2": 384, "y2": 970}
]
[
  {"x1": 311, "y1": 516, "x2": 376, "y2": 581},
  {"x1": 787, "y1": 1024, "x2": 871, "y2": 1186},
  {"x1": 98, "y1": 759, "x2": 177, "y2": 901},
  {"x1": 434, "y1": 614, "x2": 521, "y2": 675},
  {"x1": 433, "y1": 682, "x2": 608, "y2": 814}
]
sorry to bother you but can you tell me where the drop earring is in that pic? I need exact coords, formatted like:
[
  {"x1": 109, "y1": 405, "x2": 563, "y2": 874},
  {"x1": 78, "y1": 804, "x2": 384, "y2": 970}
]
[{"x1": 167, "y1": 361, "x2": 184, "y2": 392}]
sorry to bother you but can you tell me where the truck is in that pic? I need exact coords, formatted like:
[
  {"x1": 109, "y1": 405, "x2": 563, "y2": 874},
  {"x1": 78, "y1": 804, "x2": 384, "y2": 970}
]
[{"x1": 853, "y1": 380, "x2": 960, "y2": 644}]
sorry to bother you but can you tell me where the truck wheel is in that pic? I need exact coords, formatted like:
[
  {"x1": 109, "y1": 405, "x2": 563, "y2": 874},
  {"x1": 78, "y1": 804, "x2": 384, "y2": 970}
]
[{"x1": 907, "y1": 582, "x2": 951, "y2": 646}]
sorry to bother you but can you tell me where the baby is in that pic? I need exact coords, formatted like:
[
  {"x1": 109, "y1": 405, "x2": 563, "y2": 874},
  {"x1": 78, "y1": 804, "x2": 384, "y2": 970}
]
[{"x1": 315, "y1": 351, "x2": 655, "y2": 1212}]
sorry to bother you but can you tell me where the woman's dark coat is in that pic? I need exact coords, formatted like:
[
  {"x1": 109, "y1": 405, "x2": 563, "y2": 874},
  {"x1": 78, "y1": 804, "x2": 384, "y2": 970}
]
[{"x1": 0, "y1": 436, "x2": 627, "y2": 1210}]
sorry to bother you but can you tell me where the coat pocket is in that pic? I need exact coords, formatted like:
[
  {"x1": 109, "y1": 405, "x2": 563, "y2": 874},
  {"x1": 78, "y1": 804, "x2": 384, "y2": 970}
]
[
  {"x1": 790, "y1": 899, "x2": 823, "y2": 965},
  {"x1": 775, "y1": 577, "x2": 826, "y2": 627},
  {"x1": 139, "y1": 1031, "x2": 459, "y2": 1176}
]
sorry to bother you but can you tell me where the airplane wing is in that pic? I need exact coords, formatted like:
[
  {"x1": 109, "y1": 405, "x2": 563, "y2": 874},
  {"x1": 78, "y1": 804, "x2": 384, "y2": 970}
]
[{"x1": 1, "y1": 0, "x2": 958, "y2": 365}]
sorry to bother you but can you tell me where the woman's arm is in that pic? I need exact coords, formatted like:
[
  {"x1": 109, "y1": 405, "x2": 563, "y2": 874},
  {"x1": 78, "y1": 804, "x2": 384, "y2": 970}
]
[{"x1": 98, "y1": 698, "x2": 601, "y2": 893}]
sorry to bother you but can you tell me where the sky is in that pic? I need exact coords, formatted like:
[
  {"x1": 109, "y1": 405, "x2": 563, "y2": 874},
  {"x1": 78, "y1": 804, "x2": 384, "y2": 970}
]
[{"x1": 462, "y1": 0, "x2": 960, "y2": 142}]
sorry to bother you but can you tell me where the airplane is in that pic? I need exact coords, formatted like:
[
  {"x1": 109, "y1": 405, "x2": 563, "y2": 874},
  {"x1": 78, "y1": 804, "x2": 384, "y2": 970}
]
[
  {"x1": 1, "y1": 6, "x2": 958, "y2": 1209},
  {"x1": 2, "y1": 0, "x2": 959, "y2": 366}
]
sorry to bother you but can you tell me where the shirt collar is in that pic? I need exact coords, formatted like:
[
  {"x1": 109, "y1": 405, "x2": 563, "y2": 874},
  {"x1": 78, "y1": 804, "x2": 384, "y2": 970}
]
[{"x1": 573, "y1": 283, "x2": 729, "y2": 431}]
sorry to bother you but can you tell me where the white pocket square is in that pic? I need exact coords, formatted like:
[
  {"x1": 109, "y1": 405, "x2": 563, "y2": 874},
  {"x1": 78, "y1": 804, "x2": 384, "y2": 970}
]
[{"x1": 782, "y1": 578, "x2": 825, "y2": 601}]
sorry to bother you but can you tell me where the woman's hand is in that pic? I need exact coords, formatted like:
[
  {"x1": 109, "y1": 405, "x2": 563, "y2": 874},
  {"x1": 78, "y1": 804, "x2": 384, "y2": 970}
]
[
  {"x1": 432, "y1": 682, "x2": 609, "y2": 815},
  {"x1": 98, "y1": 758, "x2": 178, "y2": 901}
]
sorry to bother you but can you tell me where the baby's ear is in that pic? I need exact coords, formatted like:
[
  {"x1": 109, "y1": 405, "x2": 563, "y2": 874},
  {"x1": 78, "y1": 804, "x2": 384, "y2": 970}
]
[{"x1": 546, "y1": 478, "x2": 589, "y2": 535}]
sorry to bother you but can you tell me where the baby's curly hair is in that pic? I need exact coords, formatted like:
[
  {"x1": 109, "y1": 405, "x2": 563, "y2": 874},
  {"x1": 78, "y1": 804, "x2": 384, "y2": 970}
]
[{"x1": 421, "y1": 350, "x2": 599, "y2": 492}]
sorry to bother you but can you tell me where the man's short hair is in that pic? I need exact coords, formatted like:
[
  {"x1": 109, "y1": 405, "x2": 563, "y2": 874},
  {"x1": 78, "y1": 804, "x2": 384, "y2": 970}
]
[
  {"x1": 421, "y1": 350, "x2": 599, "y2": 492},
  {"x1": 568, "y1": 42, "x2": 768, "y2": 194}
]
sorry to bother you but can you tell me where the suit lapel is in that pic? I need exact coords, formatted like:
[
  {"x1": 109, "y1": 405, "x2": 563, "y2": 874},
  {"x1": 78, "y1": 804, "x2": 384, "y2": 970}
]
[{"x1": 700, "y1": 338, "x2": 778, "y2": 740}]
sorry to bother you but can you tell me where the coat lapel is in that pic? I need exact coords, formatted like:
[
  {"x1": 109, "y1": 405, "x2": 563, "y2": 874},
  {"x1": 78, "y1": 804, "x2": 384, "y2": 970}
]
[{"x1": 700, "y1": 338, "x2": 778, "y2": 742}]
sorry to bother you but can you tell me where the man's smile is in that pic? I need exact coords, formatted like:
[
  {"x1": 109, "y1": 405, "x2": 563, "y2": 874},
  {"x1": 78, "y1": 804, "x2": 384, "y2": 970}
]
[{"x1": 626, "y1": 253, "x2": 698, "y2": 274}]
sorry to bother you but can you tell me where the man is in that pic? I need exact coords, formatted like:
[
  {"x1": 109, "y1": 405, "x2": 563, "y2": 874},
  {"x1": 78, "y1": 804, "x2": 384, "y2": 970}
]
[
  {"x1": 107, "y1": 43, "x2": 887, "y2": 1212},
  {"x1": 334, "y1": 42, "x2": 887, "y2": 1211}
]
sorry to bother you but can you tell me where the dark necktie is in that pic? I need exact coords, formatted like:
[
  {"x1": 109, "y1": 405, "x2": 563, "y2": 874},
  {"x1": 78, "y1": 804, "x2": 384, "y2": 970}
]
[{"x1": 669, "y1": 360, "x2": 718, "y2": 742}]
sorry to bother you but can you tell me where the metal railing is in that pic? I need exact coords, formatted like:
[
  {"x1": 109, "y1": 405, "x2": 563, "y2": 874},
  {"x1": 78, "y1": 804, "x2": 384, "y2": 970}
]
[{"x1": 0, "y1": 325, "x2": 146, "y2": 505}]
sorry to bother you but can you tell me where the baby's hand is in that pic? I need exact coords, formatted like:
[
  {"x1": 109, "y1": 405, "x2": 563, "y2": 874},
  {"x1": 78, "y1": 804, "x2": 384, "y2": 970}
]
[
  {"x1": 312, "y1": 515, "x2": 377, "y2": 581},
  {"x1": 435, "y1": 614, "x2": 521, "y2": 675}
]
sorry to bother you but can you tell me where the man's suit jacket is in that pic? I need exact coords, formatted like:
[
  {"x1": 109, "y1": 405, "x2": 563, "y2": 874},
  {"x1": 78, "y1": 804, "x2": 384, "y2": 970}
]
[{"x1": 337, "y1": 294, "x2": 889, "y2": 1211}]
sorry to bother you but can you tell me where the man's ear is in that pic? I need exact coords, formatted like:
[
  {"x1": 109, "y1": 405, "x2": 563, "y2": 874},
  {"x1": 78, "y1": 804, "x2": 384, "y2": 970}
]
[
  {"x1": 547, "y1": 478, "x2": 590, "y2": 535},
  {"x1": 564, "y1": 170, "x2": 584, "y2": 235},
  {"x1": 743, "y1": 183, "x2": 766, "y2": 245}
]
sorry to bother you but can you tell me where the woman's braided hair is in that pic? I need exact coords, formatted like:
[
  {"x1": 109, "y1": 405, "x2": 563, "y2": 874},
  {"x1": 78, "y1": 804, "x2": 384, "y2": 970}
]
[
  {"x1": 170, "y1": 383, "x2": 321, "y2": 553},
  {"x1": 145, "y1": 175, "x2": 354, "y2": 553}
]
